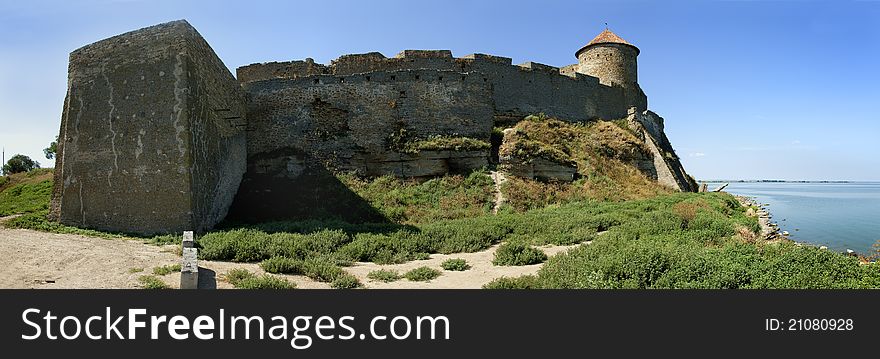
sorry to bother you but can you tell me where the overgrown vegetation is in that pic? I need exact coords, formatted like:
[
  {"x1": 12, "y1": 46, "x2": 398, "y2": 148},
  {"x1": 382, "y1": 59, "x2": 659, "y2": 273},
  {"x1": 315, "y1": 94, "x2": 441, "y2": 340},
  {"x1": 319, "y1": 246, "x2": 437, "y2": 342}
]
[
  {"x1": 0, "y1": 180, "x2": 51, "y2": 216},
  {"x1": 387, "y1": 130, "x2": 489, "y2": 154},
  {"x1": 367, "y1": 269, "x2": 401, "y2": 282},
  {"x1": 490, "y1": 195, "x2": 880, "y2": 289},
  {"x1": 404, "y1": 266, "x2": 441, "y2": 281},
  {"x1": 330, "y1": 272, "x2": 361, "y2": 289},
  {"x1": 338, "y1": 170, "x2": 495, "y2": 224},
  {"x1": 499, "y1": 116, "x2": 670, "y2": 209},
  {"x1": 493, "y1": 242, "x2": 547, "y2": 266},
  {"x1": 0, "y1": 168, "x2": 54, "y2": 216},
  {"x1": 224, "y1": 268, "x2": 295, "y2": 289},
  {"x1": 404, "y1": 135, "x2": 490, "y2": 153},
  {"x1": 152, "y1": 264, "x2": 182, "y2": 276},
  {"x1": 441, "y1": 258, "x2": 470, "y2": 271},
  {"x1": 483, "y1": 275, "x2": 541, "y2": 289},
  {"x1": 138, "y1": 275, "x2": 169, "y2": 289}
]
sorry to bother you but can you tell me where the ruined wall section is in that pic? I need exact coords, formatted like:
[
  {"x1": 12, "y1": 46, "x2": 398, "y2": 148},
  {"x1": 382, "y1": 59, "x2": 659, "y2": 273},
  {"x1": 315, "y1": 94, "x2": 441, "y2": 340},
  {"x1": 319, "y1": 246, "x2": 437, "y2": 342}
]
[
  {"x1": 626, "y1": 109, "x2": 697, "y2": 192},
  {"x1": 243, "y1": 69, "x2": 493, "y2": 177},
  {"x1": 230, "y1": 69, "x2": 493, "y2": 221},
  {"x1": 50, "y1": 20, "x2": 246, "y2": 235}
]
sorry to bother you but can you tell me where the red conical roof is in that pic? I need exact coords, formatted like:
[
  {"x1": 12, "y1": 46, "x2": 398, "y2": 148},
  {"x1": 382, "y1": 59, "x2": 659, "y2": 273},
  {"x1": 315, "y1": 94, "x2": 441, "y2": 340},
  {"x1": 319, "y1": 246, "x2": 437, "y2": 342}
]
[
  {"x1": 587, "y1": 29, "x2": 633, "y2": 46},
  {"x1": 576, "y1": 29, "x2": 639, "y2": 57}
]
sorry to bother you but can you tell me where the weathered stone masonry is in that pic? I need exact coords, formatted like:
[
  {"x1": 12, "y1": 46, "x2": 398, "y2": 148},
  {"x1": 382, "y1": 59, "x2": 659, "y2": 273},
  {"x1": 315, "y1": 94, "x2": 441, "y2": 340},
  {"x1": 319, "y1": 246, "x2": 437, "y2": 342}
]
[
  {"x1": 50, "y1": 21, "x2": 246, "y2": 235},
  {"x1": 50, "y1": 20, "x2": 695, "y2": 234}
]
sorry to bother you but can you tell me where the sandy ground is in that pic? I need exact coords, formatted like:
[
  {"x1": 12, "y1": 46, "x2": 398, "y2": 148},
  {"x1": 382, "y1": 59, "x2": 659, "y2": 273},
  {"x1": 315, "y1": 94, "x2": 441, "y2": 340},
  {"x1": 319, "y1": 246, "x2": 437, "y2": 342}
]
[
  {"x1": 0, "y1": 227, "x2": 181, "y2": 289},
  {"x1": 0, "y1": 216, "x2": 586, "y2": 289},
  {"x1": 347, "y1": 243, "x2": 582, "y2": 289}
]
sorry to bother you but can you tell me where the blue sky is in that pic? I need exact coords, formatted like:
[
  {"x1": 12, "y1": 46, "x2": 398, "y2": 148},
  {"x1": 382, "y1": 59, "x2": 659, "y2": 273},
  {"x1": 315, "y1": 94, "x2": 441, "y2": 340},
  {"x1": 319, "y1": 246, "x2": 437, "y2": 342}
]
[{"x1": 1, "y1": 0, "x2": 878, "y2": 180}]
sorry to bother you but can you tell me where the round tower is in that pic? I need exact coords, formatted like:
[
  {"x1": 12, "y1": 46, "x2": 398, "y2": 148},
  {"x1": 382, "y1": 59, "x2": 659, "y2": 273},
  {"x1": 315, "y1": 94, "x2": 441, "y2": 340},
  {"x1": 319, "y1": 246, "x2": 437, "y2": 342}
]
[{"x1": 576, "y1": 29, "x2": 639, "y2": 89}]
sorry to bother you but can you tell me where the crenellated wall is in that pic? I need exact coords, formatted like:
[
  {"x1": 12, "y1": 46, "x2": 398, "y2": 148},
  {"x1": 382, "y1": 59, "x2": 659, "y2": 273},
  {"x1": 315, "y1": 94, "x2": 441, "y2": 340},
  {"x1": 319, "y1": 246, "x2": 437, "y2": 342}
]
[{"x1": 238, "y1": 50, "x2": 634, "y2": 123}]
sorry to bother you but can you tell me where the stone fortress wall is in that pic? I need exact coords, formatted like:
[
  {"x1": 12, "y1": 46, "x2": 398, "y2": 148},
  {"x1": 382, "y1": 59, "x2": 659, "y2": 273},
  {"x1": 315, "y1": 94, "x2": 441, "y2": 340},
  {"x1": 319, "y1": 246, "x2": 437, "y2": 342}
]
[
  {"x1": 237, "y1": 49, "x2": 645, "y2": 124},
  {"x1": 50, "y1": 20, "x2": 694, "y2": 235}
]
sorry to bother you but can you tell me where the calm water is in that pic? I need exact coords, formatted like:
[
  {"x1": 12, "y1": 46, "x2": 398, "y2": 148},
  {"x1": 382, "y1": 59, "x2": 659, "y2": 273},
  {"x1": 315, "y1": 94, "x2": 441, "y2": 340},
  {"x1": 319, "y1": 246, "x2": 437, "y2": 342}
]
[{"x1": 706, "y1": 182, "x2": 880, "y2": 254}]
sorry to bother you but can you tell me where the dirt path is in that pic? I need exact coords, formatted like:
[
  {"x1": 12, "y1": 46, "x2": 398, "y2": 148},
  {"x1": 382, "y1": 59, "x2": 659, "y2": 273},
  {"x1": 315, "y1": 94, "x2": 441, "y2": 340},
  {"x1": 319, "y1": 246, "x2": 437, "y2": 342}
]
[
  {"x1": 346, "y1": 242, "x2": 583, "y2": 289},
  {"x1": 0, "y1": 222, "x2": 587, "y2": 289},
  {"x1": 489, "y1": 170, "x2": 508, "y2": 214}
]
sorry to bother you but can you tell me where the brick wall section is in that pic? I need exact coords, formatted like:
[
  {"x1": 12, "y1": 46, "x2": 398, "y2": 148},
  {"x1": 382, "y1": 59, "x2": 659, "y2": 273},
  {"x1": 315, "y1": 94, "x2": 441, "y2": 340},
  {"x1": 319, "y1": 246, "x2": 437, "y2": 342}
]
[{"x1": 50, "y1": 20, "x2": 246, "y2": 235}]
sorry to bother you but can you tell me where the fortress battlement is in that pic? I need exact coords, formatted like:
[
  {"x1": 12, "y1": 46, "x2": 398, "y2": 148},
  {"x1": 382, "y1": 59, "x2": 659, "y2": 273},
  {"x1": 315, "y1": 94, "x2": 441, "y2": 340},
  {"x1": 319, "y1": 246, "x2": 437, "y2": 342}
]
[{"x1": 238, "y1": 50, "x2": 599, "y2": 87}]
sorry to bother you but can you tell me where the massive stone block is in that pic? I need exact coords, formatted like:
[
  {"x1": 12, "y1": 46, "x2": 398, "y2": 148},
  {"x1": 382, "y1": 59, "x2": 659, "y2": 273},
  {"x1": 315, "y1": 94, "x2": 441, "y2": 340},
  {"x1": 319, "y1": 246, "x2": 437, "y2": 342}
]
[{"x1": 49, "y1": 20, "x2": 246, "y2": 235}]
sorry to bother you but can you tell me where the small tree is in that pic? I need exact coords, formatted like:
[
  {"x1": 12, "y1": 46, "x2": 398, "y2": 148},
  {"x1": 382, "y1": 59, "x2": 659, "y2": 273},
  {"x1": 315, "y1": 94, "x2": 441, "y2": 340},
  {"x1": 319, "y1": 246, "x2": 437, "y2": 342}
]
[
  {"x1": 44, "y1": 136, "x2": 58, "y2": 160},
  {"x1": 2, "y1": 154, "x2": 40, "y2": 174}
]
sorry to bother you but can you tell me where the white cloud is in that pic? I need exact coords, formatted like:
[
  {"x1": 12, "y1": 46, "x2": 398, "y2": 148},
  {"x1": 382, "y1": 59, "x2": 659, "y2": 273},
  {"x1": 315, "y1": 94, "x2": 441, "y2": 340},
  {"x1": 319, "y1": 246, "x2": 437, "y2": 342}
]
[{"x1": 689, "y1": 152, "x2": 706, "y2": 158}]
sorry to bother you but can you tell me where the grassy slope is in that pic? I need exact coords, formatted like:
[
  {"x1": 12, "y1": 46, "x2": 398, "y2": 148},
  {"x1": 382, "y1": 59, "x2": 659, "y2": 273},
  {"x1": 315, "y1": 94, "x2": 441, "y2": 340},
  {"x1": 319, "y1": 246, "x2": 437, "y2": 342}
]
[
  {"x1": 0, "y1": 169, "x2": 53, "y2": 216},
  {"x1": 0, "y1": 169, "x2": 179, "y2": 243},
  {"x1": 500, "y1": 116, "x2": 670, "y2": 211}
]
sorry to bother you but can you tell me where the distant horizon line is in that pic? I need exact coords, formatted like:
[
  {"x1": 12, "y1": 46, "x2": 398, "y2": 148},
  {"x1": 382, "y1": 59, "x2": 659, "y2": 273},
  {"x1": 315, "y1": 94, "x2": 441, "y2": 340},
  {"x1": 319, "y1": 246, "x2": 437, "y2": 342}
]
[{"x1": 699, "y1": 179, "x2": 880, "y2": 183}]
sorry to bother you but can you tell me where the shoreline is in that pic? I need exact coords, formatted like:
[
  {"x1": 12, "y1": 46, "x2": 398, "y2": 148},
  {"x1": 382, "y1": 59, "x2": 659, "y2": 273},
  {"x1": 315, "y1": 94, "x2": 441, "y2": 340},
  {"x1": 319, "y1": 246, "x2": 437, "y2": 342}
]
[
  {"x1": 732, "y1": 194, "x2": 874, "y2": 262},
  {"x1": 734, "y1": 195, "x2": 781, "y2": 241}
]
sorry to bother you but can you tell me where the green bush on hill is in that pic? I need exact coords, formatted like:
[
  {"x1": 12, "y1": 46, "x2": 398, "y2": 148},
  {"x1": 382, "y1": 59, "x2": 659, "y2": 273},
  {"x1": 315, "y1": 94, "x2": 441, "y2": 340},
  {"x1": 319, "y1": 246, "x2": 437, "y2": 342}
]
[
  {"x1": 404, "y1": 266, "x2": 441, "y2": 281},
  {"x1": 224, "y1": 269, "x2": 295, "y2": 289},
  {"x1": 493, "y1": 242, "x2": 547, "y2": 266}
]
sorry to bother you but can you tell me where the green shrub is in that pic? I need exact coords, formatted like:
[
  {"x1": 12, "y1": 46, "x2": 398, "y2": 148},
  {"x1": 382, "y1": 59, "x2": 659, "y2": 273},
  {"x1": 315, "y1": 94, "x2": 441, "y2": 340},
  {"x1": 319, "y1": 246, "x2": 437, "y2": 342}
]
[
  {"x1": 224, "y1": 268, "x2": 295, "y2": 289},
  {"x1": 493, "y1": 242, "x2": 547, "y2": 266},
  {"x1": 405, "y1": 135, "x2": 490, "y2": 153},
  {"x1": 225, "y1": 268, "x2": 255, "y2": 285},
  {"x1": 235, "y1": 275, "x2": 296, "y2": 289},
  {"x1": 483, "y1": 275, "x2": 541, "y2": 289},
  {"x1": 260, "y1": 256, "x2": 303, "y2": 274},
  {"x1": 367, "y1": 269, "x2": 401, "y2": 282},
  {"x1": 301, "y1": 257, "x2": 345, "y2": 282},
  {"x1": 404, "y1": 266, "x2": 441, "y2": 281},
  {"x1": 152, "y1": 264, "x2": 181, "y2": 276},
  {"x1": 440, "y1": 258, "x2": 470, "y2": 271},
  {"x1": 330, "y1": 273, "x2": 361, "y2": 289},
  {"x1": 138, "y1": 275, "x2": 169, "y2": 289}
]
